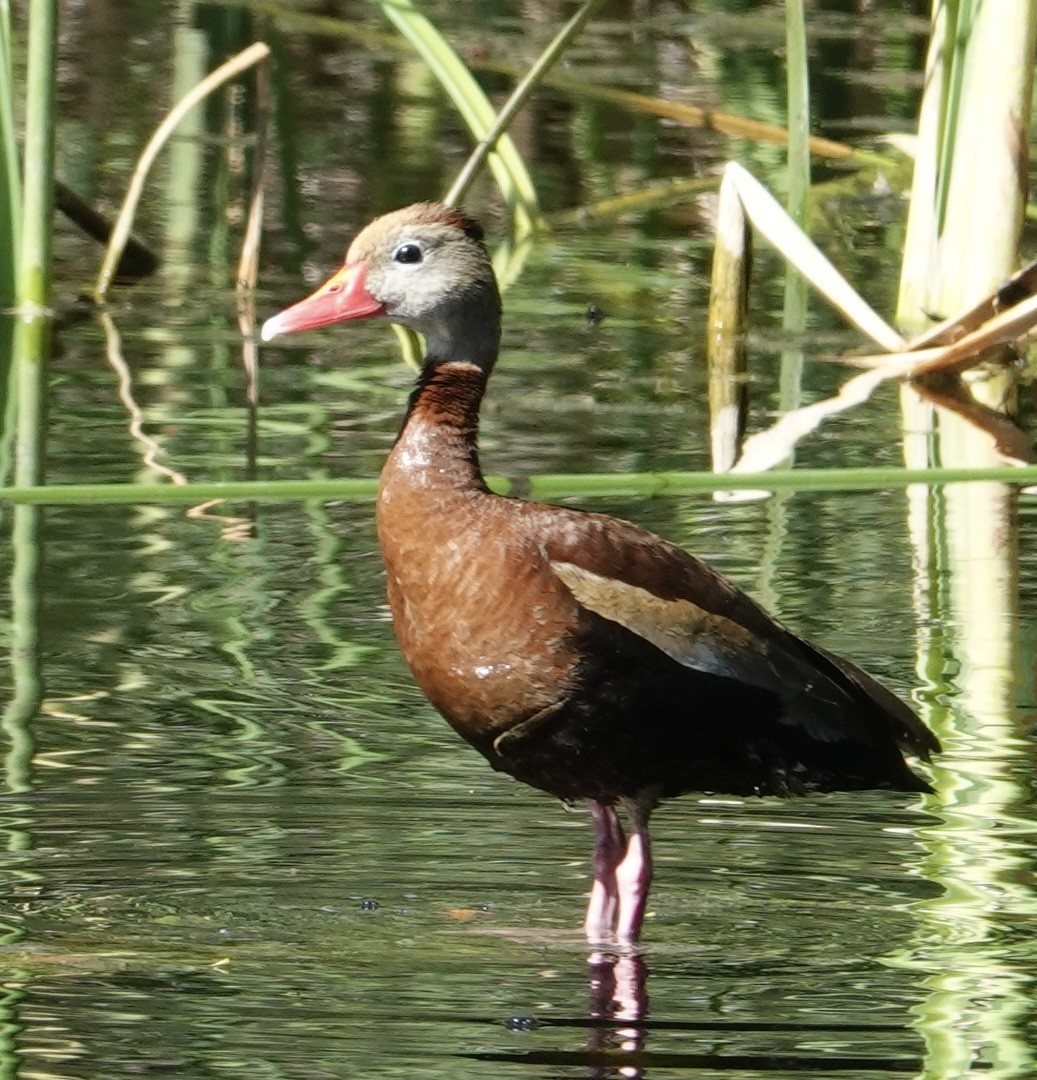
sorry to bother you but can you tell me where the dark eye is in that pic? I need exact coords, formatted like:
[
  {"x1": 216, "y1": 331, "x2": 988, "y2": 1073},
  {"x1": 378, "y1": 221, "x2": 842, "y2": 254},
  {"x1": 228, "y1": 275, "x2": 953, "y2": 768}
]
[{"x1": 392, "y1": 242, "x2": 423, "y2": 264}]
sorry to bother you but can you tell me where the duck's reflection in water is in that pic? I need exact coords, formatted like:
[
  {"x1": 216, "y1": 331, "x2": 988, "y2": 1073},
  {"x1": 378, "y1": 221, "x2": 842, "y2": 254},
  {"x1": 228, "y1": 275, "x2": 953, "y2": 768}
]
[{"x1": 586, "y1": 949, "x2": 648, "y2": 1079}]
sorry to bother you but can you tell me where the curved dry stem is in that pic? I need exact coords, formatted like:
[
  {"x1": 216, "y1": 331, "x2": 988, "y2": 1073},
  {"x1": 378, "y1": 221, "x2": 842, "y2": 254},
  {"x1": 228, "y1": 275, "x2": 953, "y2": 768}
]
[{"x1": 94, "y1": 41, "x2": 271, "y2": 302}]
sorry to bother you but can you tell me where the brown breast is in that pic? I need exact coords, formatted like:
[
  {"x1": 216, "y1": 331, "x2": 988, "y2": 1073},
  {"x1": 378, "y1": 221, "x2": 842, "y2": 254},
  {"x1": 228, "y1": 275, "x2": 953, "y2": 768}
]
[{"x1": 376, "y1": 413, "x2": 581, "y2": 745}]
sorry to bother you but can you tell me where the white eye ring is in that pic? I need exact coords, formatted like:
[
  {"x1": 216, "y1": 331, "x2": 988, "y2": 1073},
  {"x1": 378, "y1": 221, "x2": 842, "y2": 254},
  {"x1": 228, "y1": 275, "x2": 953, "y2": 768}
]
[{"x1": 392, "y1": 242, "x2": 424, "y2": 265}]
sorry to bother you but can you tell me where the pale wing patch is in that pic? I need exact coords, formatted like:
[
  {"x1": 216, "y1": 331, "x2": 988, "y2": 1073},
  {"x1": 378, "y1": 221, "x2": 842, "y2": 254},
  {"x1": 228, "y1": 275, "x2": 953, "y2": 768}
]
[{"x1": 550, "y1": 560, "x2": 762, "y2": 674}]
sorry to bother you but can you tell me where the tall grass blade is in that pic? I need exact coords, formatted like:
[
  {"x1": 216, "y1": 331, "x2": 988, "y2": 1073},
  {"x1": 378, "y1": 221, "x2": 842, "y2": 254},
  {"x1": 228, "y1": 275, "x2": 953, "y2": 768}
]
[
  {"x1": 706, "y1": 167, "x2": 750, "y2": 474},
  {"x1": 898, "y1": 0, "x2": 1036, "y2": 329},
  {"x1": 931, "y1": 0, "x2": 1034, "y2": 312},
  {"x1": 162, "y1": 7, "x2": 208, "y2": 293},
  {"x1": 0, "y1": 0, "x2": 20, "y2": 306},
  {"x1": 0, "y1": 6, "x2": 15, "y2": 480},
  {"x1": 1, "y1": 465, "x2": 1037, "y2": 509},
  {"x1": 777, "y1": 0, "x2": 810, "y2": 474},
  {"x1": 15, "y1": 0, "x2": 57, "y2": 318},
  {"x1": 12, "y1": 0, "x2": 59, "y2": 495},
  {"x1": 932, "y1": 1, "x2": 972, "y2": 236},
  {"x1": 896, "y1": 3, "x2": 946, "y2": 329},
  {"x1": 782, "y1": 0, "x2": 810, "y2": 328}
]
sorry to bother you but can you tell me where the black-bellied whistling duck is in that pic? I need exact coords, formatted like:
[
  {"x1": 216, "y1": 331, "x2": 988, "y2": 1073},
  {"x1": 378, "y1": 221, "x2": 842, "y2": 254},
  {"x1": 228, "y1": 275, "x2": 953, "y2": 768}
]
[{"x1": 262, "y1": 203, "x2": 940, "y2": 946}]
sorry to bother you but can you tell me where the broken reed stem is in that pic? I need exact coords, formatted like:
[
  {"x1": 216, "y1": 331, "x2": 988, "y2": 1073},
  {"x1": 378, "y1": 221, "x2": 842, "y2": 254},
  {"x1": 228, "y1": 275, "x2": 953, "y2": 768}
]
[
  {"x1": 724, "y1": 162, "x2": 906, "y2": 352},
  {"x1": 706, "y1": 167, "x2": 751, "y2": 473}
]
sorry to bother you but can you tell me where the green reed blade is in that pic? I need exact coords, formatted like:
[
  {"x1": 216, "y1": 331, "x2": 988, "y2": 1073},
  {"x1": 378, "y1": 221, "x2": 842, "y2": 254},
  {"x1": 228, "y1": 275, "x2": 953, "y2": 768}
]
[
  {"x1": 15, "y1": 0, "x2": 56, "y2": 315},
  {"x1": 11, "y1": 0, "x2": 59, "y2": 494},
  {"x1": 777, "y1": 0, "x2": 810, "y2": 471},
  {"x1": 378, "y1": 0, "x2": 539, "y2": 236},
  {"x1": 444, "y1": 0, "x2": 606, "y2": 207},
  {"x1": 2, "y1": 465, "x2": 1037, "y2": 507},
  {"x1": 782, "y1": 0, "x2": 809, "y2": 331}
]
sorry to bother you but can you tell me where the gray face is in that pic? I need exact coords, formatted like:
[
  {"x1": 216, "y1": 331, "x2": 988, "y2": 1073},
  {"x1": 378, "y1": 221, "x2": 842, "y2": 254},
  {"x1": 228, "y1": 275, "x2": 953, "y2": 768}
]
[{"x1": 349, "y1": 215, "x2": 502, "y2": 365}]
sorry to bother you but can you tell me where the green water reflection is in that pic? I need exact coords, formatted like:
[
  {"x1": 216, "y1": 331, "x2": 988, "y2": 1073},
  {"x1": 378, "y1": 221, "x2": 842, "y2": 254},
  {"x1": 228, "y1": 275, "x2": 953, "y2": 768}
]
[
  {"x1": 2, "y1": 1, "x2": 1036, "y2": 1078},
  {"x1": 1, "y1": 487, "x2": 1035, "y2": 1077}
]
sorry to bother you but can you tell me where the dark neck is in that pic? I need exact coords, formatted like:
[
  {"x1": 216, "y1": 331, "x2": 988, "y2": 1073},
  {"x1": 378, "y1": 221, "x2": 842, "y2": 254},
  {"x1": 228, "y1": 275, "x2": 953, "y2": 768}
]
[{"x1": 388, "y1": 359, "x2": 490, "y2": 491}]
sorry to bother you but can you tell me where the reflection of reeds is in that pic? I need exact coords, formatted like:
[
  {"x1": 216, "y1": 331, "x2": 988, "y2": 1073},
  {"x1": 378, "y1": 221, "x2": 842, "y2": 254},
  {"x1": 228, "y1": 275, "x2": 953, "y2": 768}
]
[
  {"x1": 98, "y1": 311, "x2": 189, "y2": 487},
  {"x1": 894, "y1": 4, "x2": 1034, "y2": 1071},
  {"x1": 236, "y1": 48, "x2": 270, "y2": 410},
  {"x1": 901, "y1": 404, "x2": 1031, "y2": 1073},
  {"x1": 2, "y1": 503, "x2": 40, "y2": 794}
]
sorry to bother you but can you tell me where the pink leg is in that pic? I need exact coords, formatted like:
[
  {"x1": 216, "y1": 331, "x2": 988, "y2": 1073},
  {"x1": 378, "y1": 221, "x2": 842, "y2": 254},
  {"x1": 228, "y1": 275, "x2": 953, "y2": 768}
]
[
  {"x1": 584, "y1": 802, "x2": 625, "y2": 943},
  {"x1": 614, "y1": 802, "x2": 653, "y2": 946}
]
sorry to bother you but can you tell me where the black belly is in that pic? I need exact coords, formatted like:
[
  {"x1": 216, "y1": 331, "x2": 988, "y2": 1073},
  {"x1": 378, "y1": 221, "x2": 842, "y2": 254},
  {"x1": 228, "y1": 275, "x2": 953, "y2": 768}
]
[{"x1": 468, "y1": 617, "x2": 929, "y2": 803}]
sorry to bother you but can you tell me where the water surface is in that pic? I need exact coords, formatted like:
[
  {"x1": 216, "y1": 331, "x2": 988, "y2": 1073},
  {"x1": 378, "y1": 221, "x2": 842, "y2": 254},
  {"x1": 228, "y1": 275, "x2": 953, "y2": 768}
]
[{"x1": 3, "y1": 2, "x2": 1036, "y2": 1077}]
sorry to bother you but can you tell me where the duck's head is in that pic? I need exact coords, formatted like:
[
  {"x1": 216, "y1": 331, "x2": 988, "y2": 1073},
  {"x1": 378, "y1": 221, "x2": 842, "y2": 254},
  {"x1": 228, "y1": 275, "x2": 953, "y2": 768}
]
[{"x1": 261, "y1": 202, "x2": 502, "y2": 369}]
